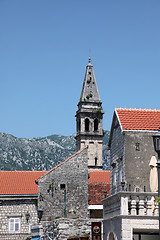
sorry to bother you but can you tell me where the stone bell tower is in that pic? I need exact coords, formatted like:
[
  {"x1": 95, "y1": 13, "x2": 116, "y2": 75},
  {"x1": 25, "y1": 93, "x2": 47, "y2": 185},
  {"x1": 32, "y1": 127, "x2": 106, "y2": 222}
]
[{"x1": 75, "y1": 57, "x2": 104, "y2": 168}]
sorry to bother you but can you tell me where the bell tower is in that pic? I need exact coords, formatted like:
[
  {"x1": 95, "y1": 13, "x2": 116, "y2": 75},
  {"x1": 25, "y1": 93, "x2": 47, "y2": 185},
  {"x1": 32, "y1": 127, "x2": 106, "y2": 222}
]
[{"x1": 75, "y1": 58, "x2": 104, "y2": 168}]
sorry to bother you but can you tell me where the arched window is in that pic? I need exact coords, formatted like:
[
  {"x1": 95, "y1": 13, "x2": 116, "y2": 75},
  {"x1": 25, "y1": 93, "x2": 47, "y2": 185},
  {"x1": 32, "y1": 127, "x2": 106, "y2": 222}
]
[
  {"x1": 94, "y1": 119, "x2": 98, "y2": 131},
  {"x1": 85, "y1": 118, "x2": 90, "y2": 131}
]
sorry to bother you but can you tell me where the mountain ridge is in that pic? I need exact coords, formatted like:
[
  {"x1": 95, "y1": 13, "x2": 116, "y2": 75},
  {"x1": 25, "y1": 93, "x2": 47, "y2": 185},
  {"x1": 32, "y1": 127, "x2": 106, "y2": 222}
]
[{"x1": 0, "y1": 132, "x2": 110, "y2": 171}]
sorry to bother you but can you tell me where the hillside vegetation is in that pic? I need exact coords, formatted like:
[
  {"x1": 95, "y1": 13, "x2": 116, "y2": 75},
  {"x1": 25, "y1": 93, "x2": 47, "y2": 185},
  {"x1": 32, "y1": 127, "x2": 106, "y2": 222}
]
[{"x1": 0, "y1": 132, "x2": 110, "y2": 171}]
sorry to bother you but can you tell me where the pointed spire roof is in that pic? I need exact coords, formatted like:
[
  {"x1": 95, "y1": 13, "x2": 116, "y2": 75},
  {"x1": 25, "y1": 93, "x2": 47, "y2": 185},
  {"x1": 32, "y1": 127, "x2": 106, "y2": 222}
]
[{"x1": 79, "y1": 57, "x2": 101, "y2": 103}]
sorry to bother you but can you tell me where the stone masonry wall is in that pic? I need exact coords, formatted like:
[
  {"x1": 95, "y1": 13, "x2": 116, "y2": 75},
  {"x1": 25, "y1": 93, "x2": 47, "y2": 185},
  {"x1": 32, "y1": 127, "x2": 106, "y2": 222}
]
[
  {"x1": 0, "y1": 198, "x2": 38, "y2": 240},
  {"x1": 80, "y1": 136, "x2": 103, "y2": 168},
  {"x1": 40, "y1": 218, "x2": 91, "y2": 240},
  {"x1": 110, "y1": 118, "x2": 125, "y2": 194},
  {"x1": 125, "y1": 131, "x2": 157, "y2": 192},
  {"x1": 76, "y1": 110, "x2": 103, "y2": 167},
  {"x1": 38, "y1": 147, "x2": 88, "y2": 221}
]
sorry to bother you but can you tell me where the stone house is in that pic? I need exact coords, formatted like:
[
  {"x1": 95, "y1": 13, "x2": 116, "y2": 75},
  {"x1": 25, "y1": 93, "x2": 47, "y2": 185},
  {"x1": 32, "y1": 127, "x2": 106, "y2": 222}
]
[
  {"x1": 35, "y1": 150, "x2": 110, "y2": 240},
  {"x1": 37, "y1": 146, "x2": 89, "y2": 221},
  {"x1": 0, "y1": 171, "x2": 46, "y2": 240},
  {"x1": 103, "y1": 108, "x2": 160, "y2": 240}
]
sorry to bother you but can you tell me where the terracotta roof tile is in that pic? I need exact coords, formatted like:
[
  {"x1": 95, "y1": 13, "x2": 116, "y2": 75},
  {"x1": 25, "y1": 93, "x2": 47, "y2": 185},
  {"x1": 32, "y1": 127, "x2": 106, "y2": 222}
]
[
  {"x1": 88, "y1": 170, "x2": 111, "y2": 205},
  {"x1": 88, "y1": 170, "x2": 110, "y2": 183},
  {"x1": 0, "y1": 171, "x2": 47, "y2": 195},
  {"x1": 88, "y1": 183, "x2": 111, "y2": 205},
  {"x1": 0, "y1": 168, "x2": 111, "y2": 205},
  {"x1": 116, "y1": 108, "x2": 160, "y2": 131}
]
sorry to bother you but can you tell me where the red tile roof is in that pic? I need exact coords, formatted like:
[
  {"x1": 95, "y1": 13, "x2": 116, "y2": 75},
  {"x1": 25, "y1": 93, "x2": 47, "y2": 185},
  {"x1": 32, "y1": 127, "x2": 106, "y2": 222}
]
[
  {"x1": 88, "y1": 170, "x2": 111, "y2": 205},
  {"x1": 0, "y1": 168, "x2": 111, "y2": 205},
  {"x1": 88, "y1": 169, "x2": 110, "y2": 183},
  {"x1": 0, "y1": 171, "x2": 47, "y2": 195},
  {"x1": 116, "y1": 108, "x2": 160, "y2": 131}
]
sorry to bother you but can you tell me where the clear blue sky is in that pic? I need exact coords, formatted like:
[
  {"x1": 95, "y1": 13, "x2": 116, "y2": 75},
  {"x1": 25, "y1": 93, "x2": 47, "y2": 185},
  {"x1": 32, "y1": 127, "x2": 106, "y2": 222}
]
[{"x1": 0, "y1": 0, "x2": 160, "y2": 138}]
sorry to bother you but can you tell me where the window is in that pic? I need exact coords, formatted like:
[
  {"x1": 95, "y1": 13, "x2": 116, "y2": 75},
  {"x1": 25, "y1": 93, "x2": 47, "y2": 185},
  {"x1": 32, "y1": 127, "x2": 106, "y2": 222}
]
[
  {"x1": 112, "y1": 166, "x2": 116, "y2": 186},
  {"x1": 77, "y1": 119, "x2": 81, "y2": 132},
  {"x1": 89, "y1": 71, "x2": 91, "y2": 75},
  {"x1": 60, "y1": 184, "x2": 66, "y2": 190},
  {"x1": 94, "y1": 119, "x2": 98, "y2": 131},
  {"x1": 95, "y1": 157, "x2": 98, "y2": 166},
  {"x1": 78, "y1": 119, "x2": 81, "y2": 131},
  {"x1": 85, "y1": 118, "x2": 90, "y2": 131},
  {"x1": 9, "y1": 218, "x2": 20, "y2": 233},
  {"x1": 156, "y1": 138, "x2": 160, "y2": 151},
  {"x1": 136, "y1": 143, "x2": 140, "y2": 151},
  {"x1": 118, "y1": 166, "x2": 122, "y2": 184}
]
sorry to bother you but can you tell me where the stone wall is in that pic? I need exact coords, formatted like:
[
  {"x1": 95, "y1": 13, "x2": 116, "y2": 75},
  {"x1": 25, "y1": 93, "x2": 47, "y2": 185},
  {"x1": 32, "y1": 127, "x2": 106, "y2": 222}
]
[
  {"x1": 40, "y1": 218, "x2": 91, "y2": 240},
  {"x1": 109, "y1": 118, "x2": 125, "y2": 194},
  {"x1": 37, "y1": 147, "x2": 88, "y2": 221},
  {"x1": 80, "y1": 136, "x2": 103, "y2": 168},
  {"x1": 125, "y1": 131, "x2": 157, "y2": 192},
  {"x1": 76, "y1": 110, "x2": 103, "y2": 168},
  {"x1": 0, "y1": 198, "x2": 38, "y2": 240}
]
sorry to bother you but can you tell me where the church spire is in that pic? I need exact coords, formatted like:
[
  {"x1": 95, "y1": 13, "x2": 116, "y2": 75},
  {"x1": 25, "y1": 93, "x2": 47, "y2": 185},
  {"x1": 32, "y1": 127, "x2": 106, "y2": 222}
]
[
  {"x1": 79, "y1": 57, "x2": 101, "y2": 104},
  {"x1": 75, "y1": 58, "x2": 103, "y2": 169}
]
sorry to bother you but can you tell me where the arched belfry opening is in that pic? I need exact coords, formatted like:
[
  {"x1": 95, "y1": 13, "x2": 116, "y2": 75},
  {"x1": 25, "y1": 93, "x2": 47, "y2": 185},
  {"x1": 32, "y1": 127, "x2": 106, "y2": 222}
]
[
  {"x1": 85, "y1": 118, "x2": 90, "y2": 132},
  {"x1": 94, "y1": 118, "x2": 98, "y2": 131}
]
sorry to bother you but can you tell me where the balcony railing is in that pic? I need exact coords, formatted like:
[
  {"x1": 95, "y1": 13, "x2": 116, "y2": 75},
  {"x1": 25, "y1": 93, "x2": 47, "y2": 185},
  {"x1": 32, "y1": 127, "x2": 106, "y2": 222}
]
[{"x1": 103, "y1": 192, "x2": 158, "y2": 219}]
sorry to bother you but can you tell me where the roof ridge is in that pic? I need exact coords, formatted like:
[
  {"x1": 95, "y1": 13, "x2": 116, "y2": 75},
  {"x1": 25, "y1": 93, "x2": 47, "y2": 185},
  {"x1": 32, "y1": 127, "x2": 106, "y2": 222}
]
[{"x1": 116, "y1": 107, "x2": 160, "y2": 112}]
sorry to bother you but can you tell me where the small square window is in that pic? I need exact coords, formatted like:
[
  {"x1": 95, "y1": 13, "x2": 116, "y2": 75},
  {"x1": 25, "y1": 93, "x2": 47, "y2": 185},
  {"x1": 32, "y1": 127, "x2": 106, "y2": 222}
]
[{"x1": 60, "y1": 184, "x2": 66, "y2": 190}]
